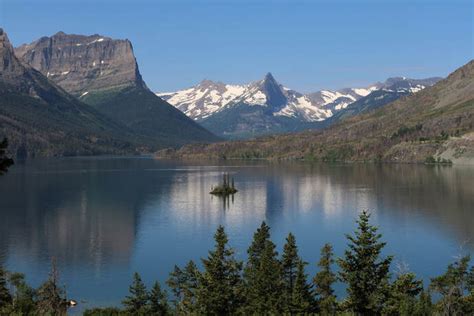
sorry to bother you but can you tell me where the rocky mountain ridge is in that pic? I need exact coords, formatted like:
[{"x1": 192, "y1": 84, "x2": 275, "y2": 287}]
[
  {"x1": 157, "y1": 60, "x2": 473, "y2": 164},
  {"x1": 15, "y1": 32, "x2": 146, "y2": 97},
  {"x1": 15, "y1": 31, "x2": 220, "y2": 147},
  {"x1": 158, "y1": 73, "x2": 441, "y2": 138}
]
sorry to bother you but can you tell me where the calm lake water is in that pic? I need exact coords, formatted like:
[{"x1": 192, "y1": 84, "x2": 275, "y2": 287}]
[{"x1": 0, "y1": 157, "x2": 473, "y2": 313}]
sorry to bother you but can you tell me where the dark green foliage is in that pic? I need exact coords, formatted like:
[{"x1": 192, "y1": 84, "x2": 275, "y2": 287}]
[
  {"x1": 0, "y1": 138, "x2": 13, "y2": 175},
  {"x1": 35, "y1": 261, "x2": 68, "y2": 316},
  {"x1": 1, "y1": 211, "x2": 473, "y2": 315},
  {"x1": 313, "y1": 243, "x2": 337, "y2": 315},
  {"x1": 83, "y1": 307, "x2": 125, "y2": 316},
  {"x1": 291, "y1": 259, "x2": 315, "y2": 314},
  {"x1": 413, "y1": 290, "x2": 433, "y2": 316},
  {"x1": 241, "y1": 222, "x2": 284, "y2": 314},
  {"x1": 210, "y1": 173, "x2": 238, "y2": 196},
  {"x1": 197, "y1": 226, "x2": 243, "y2": 315},
  {"x1": 337, "y1": 210, "x2": 393, "y2": 315},
  {"x1": 8, "y1": 272, "x2": 36, "y2": 314},
  {"x1": 322, "y1": 145, "x2": 355, "y2": 162},
  {"x1": 122, "y1": 272, "x2": 149, "y2": 314},
  {"x1": 281, "y1": 232, "x2": 313, "y2": 313},
  {"x1": 391, "y1": 124, "x2": 423, "y2": 139},
  {"x1": 282, "y1": 233, "x2": 299, "y2": 302},
  {"x1": 383, "y1": 272, "x2": 423, "y2": 315},
  {"x1": 149, "y1": 281, "x2": 169, "y2": 315},
  {"x1": 0, "y1": 266, "x2": 12, "y2": 307},
  {"x1": 166, "y1": 265, "x2": 184, "y2": 310},
  {"x1": 430, "y1": 255, "x2": 473, "y2": 315},
  {"x1": 167, "y1": 261, "x2": 200, "y2": 314}
]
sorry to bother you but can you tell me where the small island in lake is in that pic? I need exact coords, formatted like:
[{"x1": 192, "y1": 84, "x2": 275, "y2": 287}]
[{"x1": 210, "y1": 173, "x2": 238, "y2": 196}]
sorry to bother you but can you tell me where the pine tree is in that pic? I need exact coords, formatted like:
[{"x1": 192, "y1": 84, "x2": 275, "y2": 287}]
[
  {"x1": 241, "y1": 222, "x2": 284, "y2": 314},
  {"x1": 148, "y1": 281, "x2": 169, "y2": 315},
  {"x1": 430, "y1": 255, "x2": 472, "y2": 315},
  {"x1": 413, "y1": 290, "x2": 433, "y2": 316},
  {"x1": 197, "y1": 225, "x2": 243, "y2": 315},
  {"x1": 337, "y1": 211, "x2": 392, "y2": 315},
  {"x1": 180, "y1": 261, "x2": 200, "y2": 314},
  {"x1": 282, "y1": 232, "x2": 307, "y2": 314},
  {"x1": 36, "y1": 260, "x2": 67, "y2": 315},
  {"x1": 0, "y1": 138, "x2": 13, "y2": 175},
  {"x1": 291, "y1": 259, "x2": 315, "y2": 314},
  {"x1": 383, "y1": 272, "x2": 422, "y2": 315},
  {"x1": 0, "y1": 266, "x2": 12, "y2": 307},
  {"x1": 9, "y1": 272, "x2": 36, "y2": 315},
  {"x1": 122, "y1": 272, "x2": 149, "y2": 314},
  {"x1": 167, "y1": 265, "x2": 185, "y2": 311},
  {"x1": 313, "y1": 243, "x2": 337, "y2": 315}
]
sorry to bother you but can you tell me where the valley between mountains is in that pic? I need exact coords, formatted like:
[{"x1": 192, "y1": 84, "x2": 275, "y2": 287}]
[{"x1": 0, "y1": 29, "x2": 472, "y2": 164}]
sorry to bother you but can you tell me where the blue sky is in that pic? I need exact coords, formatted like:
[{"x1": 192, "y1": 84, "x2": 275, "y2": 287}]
[{"x1": 1, "y1": 0, "x2": 472, "y2": 92}]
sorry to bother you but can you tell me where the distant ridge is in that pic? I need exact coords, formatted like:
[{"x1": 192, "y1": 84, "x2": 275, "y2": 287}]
[
  {"x1": 157, "y1": 60, "x2": 474, "y2": 164},
  {"x1": 158, "y1": 73, "x2": 441, "y2": 139}
]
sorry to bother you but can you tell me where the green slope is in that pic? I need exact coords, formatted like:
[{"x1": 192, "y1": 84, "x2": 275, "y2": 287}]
[{"x1": 82, "y1": 85, "x2": 220, "y2": 147}]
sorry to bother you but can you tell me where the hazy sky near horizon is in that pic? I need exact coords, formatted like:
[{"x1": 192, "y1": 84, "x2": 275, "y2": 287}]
[{"x1": 1, "y1": 0, "x2": 472, "y2": 92}]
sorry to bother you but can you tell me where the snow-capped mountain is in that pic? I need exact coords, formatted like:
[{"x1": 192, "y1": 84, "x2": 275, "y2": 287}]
[
  {"x1": 157, "y1": 72, "x2": 379, "y2": 122},
  {"x1": 157, "y1": 73, "x2": 441, "y2": 138}
]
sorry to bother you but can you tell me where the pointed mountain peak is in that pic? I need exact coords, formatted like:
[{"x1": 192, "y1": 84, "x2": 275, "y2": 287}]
[
  {"x1": 53, "y1": 31, "x2": 67, "y2": 37},
  {"x1": 264, "y1": 72, "x2": 274, "y2": 79},
  {"x1": 199, "y1": 79, "x2": 216, "y2": 87},
  {"x1": 0, "y1": 29, "x2": 23, "y2": 74},
  {"x1": 263, "y1": 72, "x2": 279, "y2": 84},
  {"x1": 0, "y1": 28, "x2": 12, "y2": 48}
]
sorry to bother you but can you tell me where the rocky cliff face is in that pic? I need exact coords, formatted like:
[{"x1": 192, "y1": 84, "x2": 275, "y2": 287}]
[
  {"x1": 0, "y1": 28, "x2": 140, "y2": 157},
  {"x1": 15, "y1": 31, "x2": 219, "y2": 146},
  {"x1": 15, "y1": 32, "x2": 146, "y2": 97}
]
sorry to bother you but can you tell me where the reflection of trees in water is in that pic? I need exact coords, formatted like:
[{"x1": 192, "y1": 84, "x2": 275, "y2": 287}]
[
  {"x1": 255, "y1": 163, "x2": 474, "y2": 245},
  {"x1": 0, "y1": 159, "x2": 472, "y2": 270},
  {"x1": 0, "y1": 158, "x2": 177, "y2": 269}
]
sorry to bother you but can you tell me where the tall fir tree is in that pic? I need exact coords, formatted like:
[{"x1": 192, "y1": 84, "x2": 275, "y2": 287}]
[
  {"x1": 181, "y1": 261, "x2": 200, "y2": 314},
  {"x1": 9, "y1": 272, "x2": 36, "y2": 315},
  {"x1": 241, "y1": 222, "x2": 284, "y2": 314},
  {"x1": 197, "y1": 226, "x2": 243, "y2": 315},
  {"x1": 383, "y1": 272, "x2": 423, "y2": 315},
  {"x1": 0, "y1": 266, "x2": 12, "y2": 308},
  {"x1": 313, "y1": 243, "x2": 337, "y2": 315},
  {"x1": 0, "y1": 138, "x2": 13, "y2": 175},
  {"x1": 148, "y1": 281, "x2": 169, "y2": 315},
  {"x1": 291, "y1": 259, "x2": 315, "y2": 314},
  {"x1": 337, "y1": 211, "x2": 392, "y2": 315},
  {"x1": 413, "y1": 290, "x2": 433, "y2": 316},
  {"x1": 430, "y1": 255, "x2": 472, "y2": 315},
  {"x1": 282, "y1": 233, "x2": 299, "y2": 308},
  {"x1": 166, "y1": 265, "x2": 184, "y2": 311},
  {"x1": 122, "y1": 272, "x2": 149, "y2": 314},
  {"x1": 36, "y1": 260, "x2": 68, "y2": 316}
]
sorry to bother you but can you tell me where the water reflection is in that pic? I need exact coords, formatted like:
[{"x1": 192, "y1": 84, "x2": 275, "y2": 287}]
[{"x1": 0, "y1": 158, "x2": 472, "y2": 310}]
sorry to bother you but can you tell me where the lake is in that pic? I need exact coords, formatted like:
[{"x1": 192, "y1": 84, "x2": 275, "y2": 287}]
[{"x1": 0, "y1": 157, "x2": 473, "y2": 313}]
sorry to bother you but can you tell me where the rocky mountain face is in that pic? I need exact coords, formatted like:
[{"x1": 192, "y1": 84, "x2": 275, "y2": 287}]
[
  {"x1": 159, "y1": 60, "x2": 473, "y2": 164},
  {"x1": 15, "y1": 32, "x2": 145, "y2": 97},
  {"x1": 158, "y1": 73, "x2": 440, "y2": 139},
  {"x1": 16, "y1": 32, "x2": 219, "y2": 147},
  {"x1": 0, "y1": 29, "x2": 138, "y2": 157}
]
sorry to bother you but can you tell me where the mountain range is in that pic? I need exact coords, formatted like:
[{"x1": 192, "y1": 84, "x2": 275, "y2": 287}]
[
  {"x1": 0, "y1": 30, "x2": 218, "y2": 157},
  {"x1": 158, "y1": 73, "x2": 441, "y2": 138},
  {"x1": 157, "y1": 60, "x2": 474, "y2": 164}
]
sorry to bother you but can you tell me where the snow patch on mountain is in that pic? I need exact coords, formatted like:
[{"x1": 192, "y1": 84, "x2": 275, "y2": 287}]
[{"x1": 157, "y1": 75, "x2": 440, "y2": 123}]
